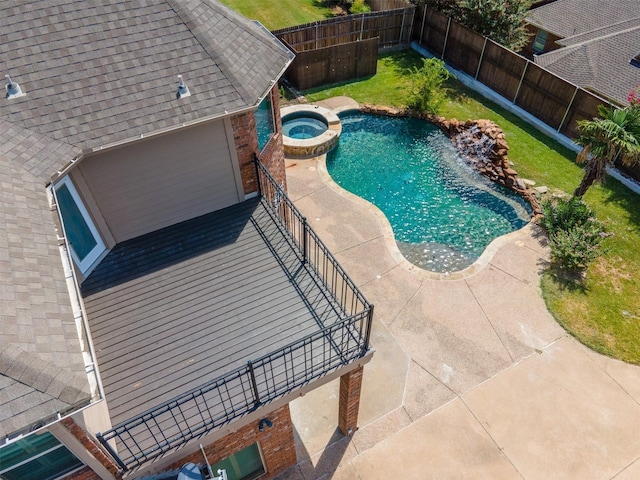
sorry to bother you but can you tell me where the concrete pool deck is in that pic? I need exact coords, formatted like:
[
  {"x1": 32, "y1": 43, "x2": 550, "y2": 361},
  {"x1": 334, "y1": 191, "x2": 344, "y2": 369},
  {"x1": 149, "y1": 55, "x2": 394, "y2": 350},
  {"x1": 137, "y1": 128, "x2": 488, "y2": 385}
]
[{"x1": 277, "y1": 98, "x2": 640, "y2": 479}]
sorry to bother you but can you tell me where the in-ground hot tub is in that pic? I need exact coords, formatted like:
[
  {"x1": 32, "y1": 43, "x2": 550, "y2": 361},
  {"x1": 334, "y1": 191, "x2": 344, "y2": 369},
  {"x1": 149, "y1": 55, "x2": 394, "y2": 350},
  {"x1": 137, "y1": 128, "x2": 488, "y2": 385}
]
[{"x1": 281, "y1": 105, "x2": 341, "y2": 158}]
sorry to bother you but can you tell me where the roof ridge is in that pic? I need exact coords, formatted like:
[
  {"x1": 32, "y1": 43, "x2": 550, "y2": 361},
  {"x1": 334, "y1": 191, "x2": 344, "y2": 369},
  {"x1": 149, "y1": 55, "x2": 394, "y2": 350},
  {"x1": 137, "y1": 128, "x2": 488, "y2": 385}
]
[
  {"x1": 560, "y1": 22, "x2": 640, "y2": 48},
  {"x1": 167, "y1": 0, "x2": 254, "y2": 106}
]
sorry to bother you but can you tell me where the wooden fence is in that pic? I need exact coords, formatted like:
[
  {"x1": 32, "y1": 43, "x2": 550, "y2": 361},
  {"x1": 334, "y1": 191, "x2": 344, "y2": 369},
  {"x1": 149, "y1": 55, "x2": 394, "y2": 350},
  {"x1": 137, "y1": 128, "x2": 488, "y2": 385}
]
[
  {"x1": 273, "y1": 6, "x2": 415, "y2": 52},
  {"x1": 413, "y1": 5, "x2": 610, "y2": 139},
  {"x1": 285, "y1": 37, "x2": 379, "y2": 90},
  {"x1": 274, "y1": 6, "x2": 414, "y2": 89}
]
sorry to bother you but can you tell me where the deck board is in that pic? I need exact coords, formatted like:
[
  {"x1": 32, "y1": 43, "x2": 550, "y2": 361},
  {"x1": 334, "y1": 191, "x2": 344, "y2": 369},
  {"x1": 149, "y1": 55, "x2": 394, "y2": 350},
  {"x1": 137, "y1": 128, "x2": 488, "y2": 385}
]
[{"x1": 83, "y1": 199, "x2": 344, "y2": 426}]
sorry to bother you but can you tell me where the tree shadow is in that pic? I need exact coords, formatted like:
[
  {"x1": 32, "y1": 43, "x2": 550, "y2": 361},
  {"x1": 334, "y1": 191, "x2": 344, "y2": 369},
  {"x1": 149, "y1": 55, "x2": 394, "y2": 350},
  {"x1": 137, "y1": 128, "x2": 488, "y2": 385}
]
[
  {"x1": 379, "y1": 49, "x2": 424, "y2": 76},
  {"x1": 599, "y1": 177, "x2": 640, "y2": 234}
]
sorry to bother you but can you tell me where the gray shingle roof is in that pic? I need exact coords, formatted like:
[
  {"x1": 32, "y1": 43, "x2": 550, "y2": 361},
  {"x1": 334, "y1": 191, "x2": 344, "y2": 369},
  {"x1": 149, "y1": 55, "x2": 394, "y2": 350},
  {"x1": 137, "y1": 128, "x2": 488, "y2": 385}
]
[
  {"x1": 0, "y1": 0, "x2": 293, "y2": 439},
  {"x1": 535, "y1": 26, "x2": 640, "y2": 105},
  {"x1": 0, "y1": 0, "x2": 293, "y2": 156},
  {"x1": 526, "y1": 0, "x2": 640, "y2": 38},
  {"x1": 0, "y1": 127, "x2": 90, "y2": 440}
]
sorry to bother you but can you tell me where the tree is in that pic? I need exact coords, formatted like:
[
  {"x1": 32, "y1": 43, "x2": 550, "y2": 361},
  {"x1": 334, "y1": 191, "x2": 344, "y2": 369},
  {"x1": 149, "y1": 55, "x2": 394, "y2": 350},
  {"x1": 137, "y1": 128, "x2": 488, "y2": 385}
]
[
  {"x1": 414, "y1": 0, "x2": 532, "y2": 51},
  {"x1": 573, "y1": 103, "x2": 640, "y2": 197},
  {"x1": 406, "y1": 57, "x2": 453, "y2": 114}
]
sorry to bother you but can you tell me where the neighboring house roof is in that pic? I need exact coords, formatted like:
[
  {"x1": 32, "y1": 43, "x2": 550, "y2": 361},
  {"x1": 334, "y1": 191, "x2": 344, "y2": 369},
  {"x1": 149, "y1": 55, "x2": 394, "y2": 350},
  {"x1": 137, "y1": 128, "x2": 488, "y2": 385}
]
[
  {"x1": 0, "y1": 0, "x2": 293, "y2": 441},
  {"x1": 527, "y1": 0, "x2": 640, "y2": 106},
  {"x1": 534, "y1": 25, "x2": 640, "y2": 105},
  {"x1": 525, "y1": 0, "x2": 639, "y2": 38}
]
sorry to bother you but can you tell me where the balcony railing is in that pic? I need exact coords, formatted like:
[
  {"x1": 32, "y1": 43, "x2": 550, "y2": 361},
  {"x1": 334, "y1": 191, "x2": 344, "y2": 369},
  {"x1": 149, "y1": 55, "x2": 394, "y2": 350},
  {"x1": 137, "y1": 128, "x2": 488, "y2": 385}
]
[{"x1": 96, "y1": 160, "x2": 373, "y2": 472}]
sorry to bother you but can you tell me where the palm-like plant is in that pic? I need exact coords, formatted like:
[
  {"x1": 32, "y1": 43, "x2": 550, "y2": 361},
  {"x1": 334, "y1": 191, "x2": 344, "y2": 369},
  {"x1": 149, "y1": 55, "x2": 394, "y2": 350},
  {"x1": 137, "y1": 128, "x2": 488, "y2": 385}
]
[{"x1": 573, "y1": 104, "x2": 640, "y2": 197}]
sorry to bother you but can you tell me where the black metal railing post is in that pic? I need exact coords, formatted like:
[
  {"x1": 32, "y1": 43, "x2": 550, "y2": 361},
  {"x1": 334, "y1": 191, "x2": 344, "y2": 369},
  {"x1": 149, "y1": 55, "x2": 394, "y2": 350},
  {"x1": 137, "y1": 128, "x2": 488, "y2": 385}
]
[
  {"x1": 363, "y1": 306, "x2": 374, "y2": 354},
  {"x1": 253, "y1": 153, "x2": 262, "y2": 196},
  {"x1": 302, "y1": 217, "x2": 308, "y2": 264},
  {"x1": 96, "y1": 432, "x2": 128, "y2": 472},
  {"x1": 247, "y1": 360, "x2": 261, "y2": 408}
]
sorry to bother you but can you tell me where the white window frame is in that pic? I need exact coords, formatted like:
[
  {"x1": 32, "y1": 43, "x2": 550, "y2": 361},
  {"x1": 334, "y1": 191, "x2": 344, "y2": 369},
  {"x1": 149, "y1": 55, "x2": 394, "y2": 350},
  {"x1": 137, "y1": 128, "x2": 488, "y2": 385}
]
[{"x1": 54, "y1": 176, "x2": 106, "y2": 274}]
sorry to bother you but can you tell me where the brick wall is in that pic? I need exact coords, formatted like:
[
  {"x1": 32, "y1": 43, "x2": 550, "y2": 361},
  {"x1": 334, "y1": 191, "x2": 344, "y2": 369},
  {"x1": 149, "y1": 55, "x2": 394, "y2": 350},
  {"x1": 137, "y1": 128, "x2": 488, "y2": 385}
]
[
  {"x1": 165, "y1": 404, "x2": 297, "y2": 479},
  {"x1": 60, "y1": 417, "x2": 121, "y2": 479},
  {"x1": 233, "y1": 85, "x2": 287, "y2": 195},
  {"x1": 338, "y1": 366, "x2": 364, "y2": 436}
]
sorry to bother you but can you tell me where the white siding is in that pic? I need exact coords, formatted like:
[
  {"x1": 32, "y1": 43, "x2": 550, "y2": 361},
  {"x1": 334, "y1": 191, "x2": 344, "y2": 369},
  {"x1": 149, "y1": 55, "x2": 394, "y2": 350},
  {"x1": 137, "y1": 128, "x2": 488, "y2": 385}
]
[{"x1": 77, "y1": 120, "x2": 241, "y2": 243}]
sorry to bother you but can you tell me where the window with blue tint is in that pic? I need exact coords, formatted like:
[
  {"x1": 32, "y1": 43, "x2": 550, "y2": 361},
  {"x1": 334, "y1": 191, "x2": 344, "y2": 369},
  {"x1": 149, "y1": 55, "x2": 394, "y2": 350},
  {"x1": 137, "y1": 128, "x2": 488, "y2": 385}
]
[
  {"x1": 0, "y1": 432, "x2": 84, "y2": 480},
  {"x1": 256, "y1": 94, "x2": 275, "y2": 152},
  {"x1": 54, "y1": 176, "x2": 106, "y2": 273},
  {"x1": 210, "y1": 443, "x2": 265, "y2": 480},
  {"x1": 55, "y1": 184, "x2": 97, "y2": 260}
]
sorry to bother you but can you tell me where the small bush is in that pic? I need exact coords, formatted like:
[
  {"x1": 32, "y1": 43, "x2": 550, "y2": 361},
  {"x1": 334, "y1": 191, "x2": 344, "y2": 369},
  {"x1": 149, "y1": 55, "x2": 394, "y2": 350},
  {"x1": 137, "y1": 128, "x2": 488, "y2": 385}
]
[
  {"x1": 539, "y1": 197, "x2": 594, "y2": 236},
  {"x1": 406, "y1": 57, "x2": 453, "y2": 115},
  {"x1": 541, "y1": 197, "x2": 613, "y2": 271},
  {"x1": 350, "y1": 0, "x2": 371, "y2": 13}
]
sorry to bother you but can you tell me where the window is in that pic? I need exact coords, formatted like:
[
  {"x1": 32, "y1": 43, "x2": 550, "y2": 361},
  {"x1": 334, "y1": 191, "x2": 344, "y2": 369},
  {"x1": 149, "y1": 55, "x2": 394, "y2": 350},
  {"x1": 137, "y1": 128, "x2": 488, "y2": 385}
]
[
  {"x1": 54, "y1": 176, "x2": 105, "y2": 273},
  {"x1": 255, "y1": 94, "x2": 275, "y2": 152},
  {"x1": 0, "y1": 432, "x2": 84, "y2": 480},
  {"x1": 210, "y1": 443, "x2": 265, "y2": 480},
  {"x1": 532, "y1": 30, "x2": 548, "y2": 53}
]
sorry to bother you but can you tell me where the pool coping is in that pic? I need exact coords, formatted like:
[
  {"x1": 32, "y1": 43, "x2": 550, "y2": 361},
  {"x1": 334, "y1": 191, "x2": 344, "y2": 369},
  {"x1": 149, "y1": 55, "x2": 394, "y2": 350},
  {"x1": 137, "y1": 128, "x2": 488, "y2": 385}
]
[
  {"x1": 296, "y1": 98, "x2": 534, "y2": 280},
  {"x1": 281, "y1": 104, "x2": 342, "y2": 158}
]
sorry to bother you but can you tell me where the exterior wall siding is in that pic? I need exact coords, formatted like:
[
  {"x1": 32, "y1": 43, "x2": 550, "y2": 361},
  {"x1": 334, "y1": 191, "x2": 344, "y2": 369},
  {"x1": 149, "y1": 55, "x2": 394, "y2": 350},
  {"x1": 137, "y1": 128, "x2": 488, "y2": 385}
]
[
  {"x1": 73, "y1": 119, "x2": 241, "y2": 243},
  {"x1": 165, "y1": 404, "x2": 297, "y2": 479}
]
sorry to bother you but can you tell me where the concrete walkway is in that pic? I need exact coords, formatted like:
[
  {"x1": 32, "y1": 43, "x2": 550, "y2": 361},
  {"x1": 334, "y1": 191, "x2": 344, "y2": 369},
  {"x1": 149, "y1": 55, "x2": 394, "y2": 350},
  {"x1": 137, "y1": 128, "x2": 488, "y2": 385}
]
[{"x1": 276, "y1": 99, "x2": 640, "y2": 480}]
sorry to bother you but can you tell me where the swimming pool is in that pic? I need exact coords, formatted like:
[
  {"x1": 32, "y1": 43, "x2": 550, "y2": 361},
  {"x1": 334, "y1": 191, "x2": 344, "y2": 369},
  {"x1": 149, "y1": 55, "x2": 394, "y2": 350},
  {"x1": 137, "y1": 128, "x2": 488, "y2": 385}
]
[
  {"x1": 282, "y1": 112, "x2": 328, "y2": 139},
  {"x1": 326, "y1": 112, "x2": 530, "y2": 272}
]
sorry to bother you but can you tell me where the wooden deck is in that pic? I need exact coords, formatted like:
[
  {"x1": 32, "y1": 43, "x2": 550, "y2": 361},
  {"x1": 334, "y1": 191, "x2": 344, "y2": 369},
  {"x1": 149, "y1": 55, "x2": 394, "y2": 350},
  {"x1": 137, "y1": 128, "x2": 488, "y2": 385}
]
[{"x1": 82, "y1": 198, "x2": 343, "y2": 427}]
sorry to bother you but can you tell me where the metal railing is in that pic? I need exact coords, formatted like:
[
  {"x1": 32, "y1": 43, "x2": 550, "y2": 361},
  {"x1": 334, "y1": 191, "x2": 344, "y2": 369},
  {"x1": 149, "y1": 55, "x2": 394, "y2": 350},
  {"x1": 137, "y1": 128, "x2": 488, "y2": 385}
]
[{"x1": 96, "y1": 161, "x2": 373, "y2": 472}]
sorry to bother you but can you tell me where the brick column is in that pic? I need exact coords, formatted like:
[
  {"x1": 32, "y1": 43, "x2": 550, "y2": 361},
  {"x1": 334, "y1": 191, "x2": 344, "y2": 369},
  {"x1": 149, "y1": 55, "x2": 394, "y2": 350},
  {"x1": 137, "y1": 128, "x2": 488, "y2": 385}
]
[{"x1": 338, "y1": 366, "x2": 364, "y2": 436}]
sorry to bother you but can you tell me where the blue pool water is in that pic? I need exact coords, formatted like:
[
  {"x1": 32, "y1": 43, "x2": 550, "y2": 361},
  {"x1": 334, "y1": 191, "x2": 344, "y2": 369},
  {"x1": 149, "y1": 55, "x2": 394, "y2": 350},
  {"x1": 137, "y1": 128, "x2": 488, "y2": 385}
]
[
  {"x1": 327, "y1": 113, "x2": 530, "y2": 272},
  {"x1": 282, "y1": 113, "x2": 328, "y2": 139}
]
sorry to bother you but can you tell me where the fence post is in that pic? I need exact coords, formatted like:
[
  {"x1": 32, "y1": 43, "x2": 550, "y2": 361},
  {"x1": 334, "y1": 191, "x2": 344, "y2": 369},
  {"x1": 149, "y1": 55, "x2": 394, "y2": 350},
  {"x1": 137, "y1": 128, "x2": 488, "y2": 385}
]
[
  {"x1": 513, "y1": 60, "x2": 529, "y2": 104},
  {"x1": 441, "y1": 17, "x2": 451, "y2": 59},
  {"x1": 420, "y1": 5, "x2": 427, "y2": 44},
  {"x1": 399, "y1": 9, "x2": 406, "y2": 46},
  {"x1": 558, "y1": 86, "x2": 579, "y2": 133},
  {"x1": 247, "y1": 361, "x2": 261, "y2": 408},
  {"x1": 360, "y1": 13, "x2": 364, "y2": 41},
  {"x1": 475, "y1": 36, "x2": 488, "y2": 80},
  {"x1": 315, "y1": 22, "x2": 318, "y2": 50}
]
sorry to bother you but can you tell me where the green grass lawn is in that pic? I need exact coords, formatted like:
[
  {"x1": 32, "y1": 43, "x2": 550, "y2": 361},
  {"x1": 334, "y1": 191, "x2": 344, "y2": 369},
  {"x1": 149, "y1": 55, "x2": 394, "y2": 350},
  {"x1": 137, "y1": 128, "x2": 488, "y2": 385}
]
[
  {"x1": 305, "y1": 50, "x2": 640, "y2": 364},
  {"x1": 219, "y1": 0, "x2": 332, "y2": 30}
]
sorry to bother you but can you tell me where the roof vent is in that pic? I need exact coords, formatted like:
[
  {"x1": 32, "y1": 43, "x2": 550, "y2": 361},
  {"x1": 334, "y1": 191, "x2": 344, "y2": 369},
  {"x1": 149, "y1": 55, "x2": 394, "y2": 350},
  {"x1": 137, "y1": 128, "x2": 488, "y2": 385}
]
[
  {"x1": 176, "y1": 75, "x2": 191, "y2": 99},
  {"x1": 5, "y1": 75, "x2": 25, "y2": 99}
]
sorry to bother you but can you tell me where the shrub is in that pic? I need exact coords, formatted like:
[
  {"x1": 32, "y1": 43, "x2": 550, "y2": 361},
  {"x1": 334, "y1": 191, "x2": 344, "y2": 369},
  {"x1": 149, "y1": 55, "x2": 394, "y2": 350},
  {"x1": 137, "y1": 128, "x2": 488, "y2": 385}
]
[
  {"x1": 350, "y1": 0, "x2": 371, "y2": 13},
  {"x1": 541, "y1": 197, "x2": 612, "y2": 271},
  {"x1": 406, "y1": 57, "x2": 453, "y2": 115},
  {"x1": 539, "y1": 197, "x2": 594, "y2": 236}
]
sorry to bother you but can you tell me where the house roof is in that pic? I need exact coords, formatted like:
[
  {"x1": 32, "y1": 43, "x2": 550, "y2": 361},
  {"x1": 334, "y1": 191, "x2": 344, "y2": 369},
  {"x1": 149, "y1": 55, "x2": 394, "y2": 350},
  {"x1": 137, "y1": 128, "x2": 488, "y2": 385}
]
[
  {"x1": 1, "y1": 0, "x2": 293, "y2": 156},
  {"x1": 525, "y1": 0, "x2": 639, "y2": 38},
  {"x1": 0, "y1": 127, "x2": 90, "y2": 440},
  {"x1": 534, "y1": 25, "x2": 640, "y2": 105},
  {"x1": 0, "y1": 0, "x2": 293, "y2": 441},
  {"x1": 526, "y1": 0, "x2": 640, "y2": 106}
]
